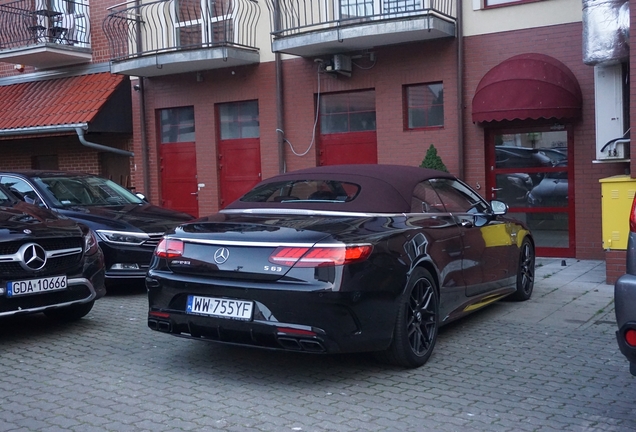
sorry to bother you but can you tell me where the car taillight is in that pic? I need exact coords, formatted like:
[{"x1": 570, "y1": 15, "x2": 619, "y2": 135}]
[
  {"x1": 630, "y1": 198, "x2": 636, "y2": 233},
  {"x1": 625, "y1": 329, "x2": 636, "y2": 347},
  {"x1": 155, "y1": 238, "x2": 184, "y2": 258},
  {"x1": 269, "y1": 244, "x2": 372, "y2": 267}
]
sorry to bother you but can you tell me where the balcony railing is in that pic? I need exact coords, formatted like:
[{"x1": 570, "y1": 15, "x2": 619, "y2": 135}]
[
  {"x1": 0, "y1": 0, "x2": 90, "y2": 49},
  {"x1": 103, "y1": 0, "x2": 260, "y2": 62},
  {"x1": 262, "y1": 0, "x2": 456, "y2": 56}
]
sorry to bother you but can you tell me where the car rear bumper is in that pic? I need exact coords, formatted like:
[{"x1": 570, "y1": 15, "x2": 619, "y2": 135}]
[
  {"x1": 614, "y1": 273, "x2": 636, "y2": 375},
  {"x1": 146, "y1": 272, "x2": 398, "y2": 354}
]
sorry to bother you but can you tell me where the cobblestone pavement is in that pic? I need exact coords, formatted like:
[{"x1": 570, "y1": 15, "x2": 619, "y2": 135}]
[{"x1": 0, "y1": 259, "x2": 634, "y2": 431}]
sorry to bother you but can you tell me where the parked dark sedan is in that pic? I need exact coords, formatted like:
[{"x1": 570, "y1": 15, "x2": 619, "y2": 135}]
[
  {"x1": 614, "y1": 195, "x2": 636, "y2": 376},
  {"x1": 0, "y1": 184, "x2": 105, "y2": 321},
  {"x1": 147, "y1": 164, "x2": 535, "y2": 368},
  {"x1": 0, "y1": 170, "x2": 193, "y2": 289}
]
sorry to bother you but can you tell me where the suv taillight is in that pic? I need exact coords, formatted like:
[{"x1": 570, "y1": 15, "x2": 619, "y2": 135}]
[{"x1": 630, "y1": 198, "x2": 636, "y2": 233}]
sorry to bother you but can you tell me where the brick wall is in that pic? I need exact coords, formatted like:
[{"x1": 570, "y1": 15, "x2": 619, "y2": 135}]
[
  {"x1": 136, "y1": 39, "x2": 460, "y2": 215},
  {"x1": 0, "y1": 134, "x2": 131, "y2": 175},
  {"x1": 607, "y1": 249, "x2": 627, "y2": 284}
]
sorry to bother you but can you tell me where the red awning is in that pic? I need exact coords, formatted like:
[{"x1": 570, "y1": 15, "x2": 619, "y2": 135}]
[
  {"x1": 0, "y1": 72, "x2": 126, "y2": 131},
  {"x1": 472, "y1": 53, "x2": 582, "y2": 123}
]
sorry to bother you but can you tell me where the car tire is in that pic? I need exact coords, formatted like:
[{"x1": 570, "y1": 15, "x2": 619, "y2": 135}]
[
  {"x1": 379, "y1": 267, "x2": 439, "y2": 368},
  {"x1": 509, "y1": 238, "x2": 535, "y2": 302},
  {"x1": 44, "y1": 301, "x2": 95, "y2": 322}
]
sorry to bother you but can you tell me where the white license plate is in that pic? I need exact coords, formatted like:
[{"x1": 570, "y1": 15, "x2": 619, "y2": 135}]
[
  {"x1": 7, "y1": 275, "x2": 68, "y2": 297},
  {"x1": 186, "y1": 295, "x2": 253, "y2": 320}
]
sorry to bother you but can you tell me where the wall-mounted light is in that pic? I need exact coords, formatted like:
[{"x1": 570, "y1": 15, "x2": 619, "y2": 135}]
[
  {"x1": 14, "y1": 64, "x2": 24, "y2": 73},
  {"x1": 133, "y1": 84, "x2": 141, "y2": 92}
]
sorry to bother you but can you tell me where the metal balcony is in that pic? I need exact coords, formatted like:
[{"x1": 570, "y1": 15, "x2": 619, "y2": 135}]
[
  {"x1": 103, "y1": 0, "x2": 261, "y2": 77},
  {"x1": 265, "y1": 0, "x2": 456, "y2": 57},
  {"x1": 0, "y1": 0, "x2": 92, "y2": 69}
]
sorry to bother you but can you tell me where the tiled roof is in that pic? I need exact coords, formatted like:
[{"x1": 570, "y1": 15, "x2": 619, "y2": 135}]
[{"x1": 0, "y1": 73, "x2": 126, "y2": 130}]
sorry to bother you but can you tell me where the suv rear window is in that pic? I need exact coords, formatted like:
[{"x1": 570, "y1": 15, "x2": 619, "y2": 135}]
[{"x1": 240, "y1": 180, "x2": 360, "y2": 203}]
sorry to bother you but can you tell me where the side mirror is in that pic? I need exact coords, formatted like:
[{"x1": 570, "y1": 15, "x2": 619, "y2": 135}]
[
  {"x1": 490, "y1": 200, "x2": 508, "y2": 215},
  {"x1": 135, "y1": 193, "x2": 147, "y2": 202}
]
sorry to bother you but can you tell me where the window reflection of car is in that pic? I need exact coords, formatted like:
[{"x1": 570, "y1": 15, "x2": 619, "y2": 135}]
[
  {"x1": 495, "y1": 146, "x2": 554, "y2": 169},
  {"x1": 496, "y1": 173, "x2": 533, "y2": 205},
  {"x1": 538, "y1": 148, "x2": 567, "y2": 164},
  {"x1": 527, "y1": 165, "x2": 568, "y2": 207}
]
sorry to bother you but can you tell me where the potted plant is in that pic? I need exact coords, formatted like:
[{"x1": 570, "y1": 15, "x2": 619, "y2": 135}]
[{"x1": 420, "y1": 144, "x2": 448, "y2": 172}]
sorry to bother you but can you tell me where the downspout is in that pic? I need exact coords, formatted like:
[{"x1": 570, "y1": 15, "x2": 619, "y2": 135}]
[
  {"x1": 138, "y1": 77, "x2": 151, "y2": 201},
  {"x1": 75, "y1": 127, "x2": 134, "y2": 157},
  {"x1": 274, "y1": 0, "x2": 285, "y2": 173},
  {"x1": 134, "y1": 0, "x2": 151, "y2": 200},
  {"x1": 276, "y1": 53, "x2": 285, "y2": 174},
  {"x1": 456, "y1": 0, "x2": 464, "y2": 179},
  {"x1": 0, "y1": 124, "x2": 133, "y2": 156}
]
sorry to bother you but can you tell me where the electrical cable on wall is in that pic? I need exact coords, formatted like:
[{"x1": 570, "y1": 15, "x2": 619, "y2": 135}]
[{"x1": 277, "y1": 63, "x2": 323, "y2": 158}]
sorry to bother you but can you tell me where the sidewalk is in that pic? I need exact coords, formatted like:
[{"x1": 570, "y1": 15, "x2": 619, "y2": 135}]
[{"x1": 495, "y1": 258, "x2": 616, "y2": 329}]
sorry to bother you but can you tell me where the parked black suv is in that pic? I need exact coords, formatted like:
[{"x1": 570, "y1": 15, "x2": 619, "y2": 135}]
[
  {"x1": 614, "y1": 195, "x2": 636, "y2": 376},
  {"x1": 0, "y1": 184, "x2": 105, "y2": 321},
  {"x1": 0, "y1": 170, "x2": 193, "y2": 289}
]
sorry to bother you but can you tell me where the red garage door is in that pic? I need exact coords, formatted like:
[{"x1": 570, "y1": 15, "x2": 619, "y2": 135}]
[
  {"x1": 218, "y1": 100, "x2": 261, "y2": 208},
  {"x1": 318, "y1": 90, "x2": 377, "y2": 166},
  {"x1": 158, "y1": 106, "x2": 199, "y2": 217}
]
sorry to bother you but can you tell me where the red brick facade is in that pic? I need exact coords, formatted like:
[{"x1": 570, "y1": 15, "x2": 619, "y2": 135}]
[{"x1": 135, "y1": 39, "x2": 460, "y2": 216}]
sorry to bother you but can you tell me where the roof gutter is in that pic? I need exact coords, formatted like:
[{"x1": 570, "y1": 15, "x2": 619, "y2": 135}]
[{"x1": 0, "y1": 124, "x2": 134, "y2": 157}]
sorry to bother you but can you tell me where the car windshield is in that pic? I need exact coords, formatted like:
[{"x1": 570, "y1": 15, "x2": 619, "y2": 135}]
[
  {"x1": 240, "y1": 180, "x2": 360, "y2": 203},
  {"x1": 34, "y1": 175, "x2": 144, "y2": 207}
]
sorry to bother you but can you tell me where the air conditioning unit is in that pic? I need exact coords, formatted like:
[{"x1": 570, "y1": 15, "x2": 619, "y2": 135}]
[
  {"x1": 324, "y1": 55, "x2": 352, "y2": 77},
  {"x1": 595, "y1": 64, "x2": 630, "y2": 160}
]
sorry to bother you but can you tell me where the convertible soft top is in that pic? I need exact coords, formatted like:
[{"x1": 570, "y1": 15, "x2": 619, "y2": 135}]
[{"x1": 225, "y1": 164, "x2": 455, "y2": 213}]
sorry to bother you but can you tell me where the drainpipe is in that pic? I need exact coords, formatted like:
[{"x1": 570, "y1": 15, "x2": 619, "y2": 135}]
[
  {"x1": 134, "y1": 0, "x2": 151, "y2": 200},
  {"x1": 75, "y1": 127, "x2": 134, "y2": 157},
  {"x1": 456, "y1": 0, "x2": 464, "y2": 180},
  {"x1": 276, "y1": 53, "x2": 285, "y2": 173},
  {"x1": 137, "y1": 77, "x2": 151, "y2": 201},
  {"x1": 274, "y1": 0, "x2": 285, "y2": 173}
]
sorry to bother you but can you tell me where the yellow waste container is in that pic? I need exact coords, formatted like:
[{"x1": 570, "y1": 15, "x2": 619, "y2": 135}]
[{"x1": 599, "y1": 175, "x2": 636, "y2": 250}]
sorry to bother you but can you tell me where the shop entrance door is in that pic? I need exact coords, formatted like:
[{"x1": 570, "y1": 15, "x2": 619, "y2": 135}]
[{"x1": 486, "y1": 126, "x2": 574, "y2": 257}]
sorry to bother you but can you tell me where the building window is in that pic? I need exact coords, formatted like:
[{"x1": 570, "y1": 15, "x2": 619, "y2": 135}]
[
  {"x1": 405, "y1": 83, "x2": 444, "y2": 129},
  {"x1": 218, "y1": 100, "x2": 259, "y2": 139},
  {"x1": 484, "y1": 0, "x2": 536, "y2": 7},
  {"x1": 320, "y1": 90, "x2": 376, "y2": 134},
  {"x1": 160, "y1": 107, "x2": 195, "y2": 143}
]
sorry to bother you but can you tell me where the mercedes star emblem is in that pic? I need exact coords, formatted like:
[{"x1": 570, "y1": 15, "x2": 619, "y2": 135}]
[
  {"x1": 20, "y1": 243, "x2": 47, "y2": 271},
  {"x1": 213, "y1": 247, "x2": 230, "y2": 264}
]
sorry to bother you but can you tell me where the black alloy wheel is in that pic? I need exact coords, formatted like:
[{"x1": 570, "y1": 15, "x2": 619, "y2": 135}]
[
  {"x1": 510, "y1": 238, "x2": 535, "y2": 301},
  {"x1": 380, "y1": 267, "x2": 439, "y2": 368}
]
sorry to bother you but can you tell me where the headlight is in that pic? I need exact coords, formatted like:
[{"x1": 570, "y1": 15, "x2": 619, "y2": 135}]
[
  {"x1": 80, "y1": 226, "x2": 100, "y2": 255},
  {"x1": 96, "y1": 230, "x2": 150, "y2": 246}
]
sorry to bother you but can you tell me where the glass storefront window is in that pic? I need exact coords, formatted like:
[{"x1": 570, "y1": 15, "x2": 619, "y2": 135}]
[{"x1": 509, "y1": 212, "x2": 570, "y2": 249}]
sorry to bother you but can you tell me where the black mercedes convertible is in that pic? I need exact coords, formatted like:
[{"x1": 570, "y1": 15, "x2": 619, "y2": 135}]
[{"x1": 146, "y1": 164, "x2": 535, "y2": 368}]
